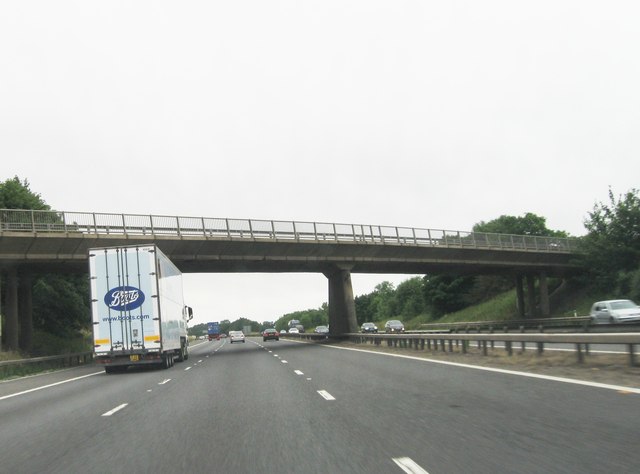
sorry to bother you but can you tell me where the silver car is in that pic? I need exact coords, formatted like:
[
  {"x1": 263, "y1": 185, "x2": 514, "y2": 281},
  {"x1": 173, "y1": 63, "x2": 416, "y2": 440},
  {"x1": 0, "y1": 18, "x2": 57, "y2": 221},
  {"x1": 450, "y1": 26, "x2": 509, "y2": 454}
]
[
  {"x1": 229, "y1": 331, "x2": 246, "y2": 343},
  {"x1": 590, "y1": 300, "x2": 640, "y2": 324}
]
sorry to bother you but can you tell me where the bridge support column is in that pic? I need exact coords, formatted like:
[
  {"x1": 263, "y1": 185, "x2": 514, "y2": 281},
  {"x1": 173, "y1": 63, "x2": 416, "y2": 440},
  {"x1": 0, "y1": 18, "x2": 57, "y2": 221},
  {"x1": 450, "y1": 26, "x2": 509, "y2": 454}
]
[
  {"x1": 539, "y1": 272, "x2": 549, "y2": 317},
  {"x1": 0, "y1": 273, "x2": 2, "y2": 351},
  {"x1": 19, "y1": 273, "x2": 34, "y2": 352},
  {"x1": 324, "y1": 266, "x2": 358, "y2": 335},
  {"x1": 4, "y1": 268, "x2": 19, "y2": 351},
  {"x1": 515, "y1": 275, "x2": 525, "y2": 318},
  {"x1": 526, "y1": 274, "x2": 537, "y2": 318}
]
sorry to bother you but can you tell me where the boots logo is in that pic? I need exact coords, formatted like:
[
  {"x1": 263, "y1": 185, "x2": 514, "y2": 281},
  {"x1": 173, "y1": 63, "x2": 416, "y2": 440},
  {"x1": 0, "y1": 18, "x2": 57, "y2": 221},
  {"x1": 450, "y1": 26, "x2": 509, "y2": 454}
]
[{"x1": 105, "y1": 286, "x2": 145, "y2": 311}]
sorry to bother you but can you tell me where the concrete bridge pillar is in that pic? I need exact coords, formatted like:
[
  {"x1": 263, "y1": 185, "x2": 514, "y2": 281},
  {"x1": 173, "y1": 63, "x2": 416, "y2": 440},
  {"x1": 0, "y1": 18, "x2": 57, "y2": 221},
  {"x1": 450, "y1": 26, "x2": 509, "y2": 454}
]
[
  {"x1": 526, "y1": 274, "x2": 537, "y2": 317},
  {"x1": 515, "y1": 275, "x2": 525, "y2": 318},
  {"x1": 539, "y1": 271, "x2": 549, "y2": 317},
  {"x1": 324, "y1": 265, "x2": 358, "y2": 335},
  {"x1": 517, "y1": 272, "x2": 550, "y2": 318},
  {"x1": 4, "y1": 268, "x2": 19, "y2": 351},
  {"x1": 19, "y1": 273, "x2": 34, "y2": 352}
]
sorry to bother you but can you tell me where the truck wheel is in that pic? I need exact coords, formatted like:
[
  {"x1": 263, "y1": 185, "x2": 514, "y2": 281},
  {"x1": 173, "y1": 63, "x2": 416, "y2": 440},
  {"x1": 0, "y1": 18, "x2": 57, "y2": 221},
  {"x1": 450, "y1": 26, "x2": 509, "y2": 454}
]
[
  {"x1": 177, "y1": 341, "x2": 185, "y2": 362},
  {"x1": 184, "y1": 345, "x2": 189, "y2": 360}
]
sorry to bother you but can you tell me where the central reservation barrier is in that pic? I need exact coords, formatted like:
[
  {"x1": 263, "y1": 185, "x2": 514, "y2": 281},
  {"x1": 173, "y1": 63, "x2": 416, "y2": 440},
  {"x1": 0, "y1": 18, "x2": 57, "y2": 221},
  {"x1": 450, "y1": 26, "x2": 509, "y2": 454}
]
[{"x1": 290, "y1": 331, "x2": 640, "y2": 366}]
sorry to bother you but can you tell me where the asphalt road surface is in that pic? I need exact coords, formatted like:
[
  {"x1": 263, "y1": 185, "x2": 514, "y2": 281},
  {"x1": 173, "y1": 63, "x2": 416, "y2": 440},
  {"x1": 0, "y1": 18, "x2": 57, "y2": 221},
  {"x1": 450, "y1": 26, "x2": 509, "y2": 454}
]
[{"x1": 1, "y1": 338, "x2": 639, "y2": 473}]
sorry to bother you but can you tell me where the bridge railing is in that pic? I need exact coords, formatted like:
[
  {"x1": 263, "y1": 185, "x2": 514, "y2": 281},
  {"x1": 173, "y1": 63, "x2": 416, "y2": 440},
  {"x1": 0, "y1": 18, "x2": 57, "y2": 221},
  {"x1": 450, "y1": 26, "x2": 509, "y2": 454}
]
[{"x1": 0, "y1": 209, "x2": 580, "y2": 253}]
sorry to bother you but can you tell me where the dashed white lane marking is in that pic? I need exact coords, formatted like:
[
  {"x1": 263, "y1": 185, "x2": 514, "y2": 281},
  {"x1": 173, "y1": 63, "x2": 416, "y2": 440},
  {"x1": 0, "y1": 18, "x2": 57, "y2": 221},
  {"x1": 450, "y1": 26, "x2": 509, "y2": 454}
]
[
  {"x1": 317, "y1": 390, "x2": 335, "y2": 401},
  {"x1": 184, "y1": 366, "x2": 192, "y2": 371},
  {"x1": 282, "y1": 360, "x2": 288, "y2": 364},
  {"x1": 392, "y1": 457, "x2": 429, "y2": 474},
  {"x1": 198, "y1": 360, "x2": 203, "y2": 363},
  {"x1": 159, "y1": 379, "x2": 171, "y2": 385},
  {"x1": 294, "y1": 370, "x2": 304, "y2": 375},
  {"x1": 102, "y1": 403, "x2": 128, "y2": 417},
  {"x1": 0, "y1": 371, "x2": 103, "y2": 401}
]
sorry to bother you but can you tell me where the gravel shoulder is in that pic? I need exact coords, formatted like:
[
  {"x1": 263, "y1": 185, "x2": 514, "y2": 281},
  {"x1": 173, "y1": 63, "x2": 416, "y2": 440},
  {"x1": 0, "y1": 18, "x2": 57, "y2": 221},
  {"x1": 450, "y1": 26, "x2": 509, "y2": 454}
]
[{"x1": 328, "y1": 340, "x2": 640, "y2": 390}]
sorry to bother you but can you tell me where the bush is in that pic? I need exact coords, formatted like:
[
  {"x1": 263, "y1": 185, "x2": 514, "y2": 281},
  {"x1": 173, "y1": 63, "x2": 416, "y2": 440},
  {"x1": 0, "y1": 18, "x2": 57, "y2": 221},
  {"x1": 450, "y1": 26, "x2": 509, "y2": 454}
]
[{"x1": 30, "y1": 329, "x2": 92, "y2": 356}]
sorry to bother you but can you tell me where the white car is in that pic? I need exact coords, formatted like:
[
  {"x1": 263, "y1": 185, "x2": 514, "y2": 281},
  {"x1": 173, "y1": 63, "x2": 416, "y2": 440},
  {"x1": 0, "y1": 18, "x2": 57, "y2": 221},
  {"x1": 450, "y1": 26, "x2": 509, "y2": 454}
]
[
  {"x1": 590, "y1": 300, "x2": 640, "y2": 324},
  {"x1": 288, "y1": 327, "x2": 300, "y2": 334},
  {"x1": 229, "y1": 331, "x2": 245, "y2": 343}
]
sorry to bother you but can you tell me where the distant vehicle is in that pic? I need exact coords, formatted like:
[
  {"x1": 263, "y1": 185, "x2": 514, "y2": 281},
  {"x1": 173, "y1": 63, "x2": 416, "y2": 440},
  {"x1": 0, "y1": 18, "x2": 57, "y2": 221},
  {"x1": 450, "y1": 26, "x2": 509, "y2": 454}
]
[
  {"x1": 590, "y1": 300, "x2": 640, "y2": 324},
  {"x1": 220, "y1": 333, "x2": 228, "y2": 338},
  {"x1": 314, "y1": 325, "x2": 329, "y2": 334},
  {"x1": 229, "y1": 331, "x2": 245, "y2": 343},
  {"x1": 280, "y1": 329, "x2": 287, "y2": 334},
  {"x1": 361, "y1": 322, "x2": 378, "y2": 333},
  {"x1": 288, "y1": 319, "x2": 305, "y2": 333},
  {"x1": 384, "y1": 320, "x2": 405, "y2": 333},
  {"x1": 288, "y1": 327, "x2": 300, "y2": 334},
  {"x1": 89, "y1": 244, "x2": 193, "y2": 373},
  {"x1": 262, "y1": 328, "x2": 279, "y2": 341},
  {"x1": 207, "y1": 321, "x2": 220, "y2": 341}
]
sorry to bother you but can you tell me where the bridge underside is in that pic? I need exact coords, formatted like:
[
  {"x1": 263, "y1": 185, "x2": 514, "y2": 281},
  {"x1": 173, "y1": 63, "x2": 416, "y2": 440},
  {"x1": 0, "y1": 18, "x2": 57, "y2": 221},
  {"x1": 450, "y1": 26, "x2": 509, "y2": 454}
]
[{"x1": 0, "y1": 232, "x2": 577, "y2": 276}]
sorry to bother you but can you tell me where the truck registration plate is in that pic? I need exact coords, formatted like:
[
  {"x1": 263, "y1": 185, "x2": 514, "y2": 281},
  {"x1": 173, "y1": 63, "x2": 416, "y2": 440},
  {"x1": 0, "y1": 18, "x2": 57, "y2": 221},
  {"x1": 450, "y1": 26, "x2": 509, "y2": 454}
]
[{"x1": 130, "y1": 355, "x2": 140, "y2": 361}]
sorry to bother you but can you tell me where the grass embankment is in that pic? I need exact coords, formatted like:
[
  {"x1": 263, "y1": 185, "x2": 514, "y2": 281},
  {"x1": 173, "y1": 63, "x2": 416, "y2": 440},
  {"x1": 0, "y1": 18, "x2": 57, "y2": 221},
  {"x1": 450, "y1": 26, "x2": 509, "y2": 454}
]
[
  {"x1": 0, "y1": 330, "x2": 92, "y2": 380},
  {"x1": 403, "y1": 283, "x2": 610, "y2": 329}
]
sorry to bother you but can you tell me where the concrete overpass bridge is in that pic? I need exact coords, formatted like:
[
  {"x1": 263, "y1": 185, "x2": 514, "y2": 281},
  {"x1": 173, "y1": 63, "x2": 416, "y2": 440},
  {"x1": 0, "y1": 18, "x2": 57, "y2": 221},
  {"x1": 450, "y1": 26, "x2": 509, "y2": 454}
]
[{"x1": 0, "y1": 209, "x2": 581, "y2": 351}]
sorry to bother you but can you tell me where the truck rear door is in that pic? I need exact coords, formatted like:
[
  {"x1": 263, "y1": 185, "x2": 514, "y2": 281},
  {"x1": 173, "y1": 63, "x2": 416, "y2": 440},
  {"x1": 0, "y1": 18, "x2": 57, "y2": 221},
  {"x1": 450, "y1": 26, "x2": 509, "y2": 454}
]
[{"x1": 90, "y1": 246, "x2": 161, "y2": 354}]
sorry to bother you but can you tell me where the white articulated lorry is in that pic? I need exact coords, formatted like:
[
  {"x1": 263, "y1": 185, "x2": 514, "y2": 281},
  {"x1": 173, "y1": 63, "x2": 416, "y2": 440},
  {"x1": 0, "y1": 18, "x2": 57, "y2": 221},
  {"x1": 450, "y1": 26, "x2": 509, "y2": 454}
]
[{"x1": 89, "y1": 244, "x2": 193, "y2": 373}]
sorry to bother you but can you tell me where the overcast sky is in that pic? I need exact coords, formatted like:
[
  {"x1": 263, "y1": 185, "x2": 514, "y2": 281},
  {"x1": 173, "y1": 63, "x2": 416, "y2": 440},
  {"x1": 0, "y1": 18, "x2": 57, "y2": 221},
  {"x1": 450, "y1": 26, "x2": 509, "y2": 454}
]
[{"x1": 2, "y1": 1, "x2": 638, "y2": 326}]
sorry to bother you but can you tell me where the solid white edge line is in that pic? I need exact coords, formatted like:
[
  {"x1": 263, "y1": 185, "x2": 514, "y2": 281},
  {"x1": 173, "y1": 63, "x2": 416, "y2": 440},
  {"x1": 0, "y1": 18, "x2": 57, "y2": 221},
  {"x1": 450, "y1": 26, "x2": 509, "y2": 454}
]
[
  {"x1": 320, "y1": 344, "x2": 640, "y2": 394},
  {"x1": 317, "y1": 390, "x2": 335, "y2": 400},
  {"x1": 0, "y1": 371, "x2": 104, "y2": 401},
  {"x1": 392, "y1": 457, "x2": 430, "y2": 474},
  {"x1": 102, "y1": 403, "x2": 128, "y2": 417}
]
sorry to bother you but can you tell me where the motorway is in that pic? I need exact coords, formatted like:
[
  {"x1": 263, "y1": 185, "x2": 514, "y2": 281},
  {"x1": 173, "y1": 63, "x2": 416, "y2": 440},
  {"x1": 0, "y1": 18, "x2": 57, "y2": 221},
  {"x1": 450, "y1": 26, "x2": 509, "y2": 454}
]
[{"x1": 1, "y1": 338, "x2": 639, "y2": 474}]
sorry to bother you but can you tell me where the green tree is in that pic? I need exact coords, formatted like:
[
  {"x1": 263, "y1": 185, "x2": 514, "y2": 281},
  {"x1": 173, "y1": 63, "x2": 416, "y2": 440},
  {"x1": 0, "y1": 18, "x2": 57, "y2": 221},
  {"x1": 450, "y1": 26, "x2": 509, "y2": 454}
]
[
  {"x1": 580, "y1": 188, "x2": 640, "y2": 290},
  {"x1": 0, "y1": 176, "x2": 50, "y2": 210},
  {"x1": 32, "y1": 275, "x2": 90, "y2": 336},
  {"x1": 473, "y1": 212, "x2": 567, "y2": 237},
  {"x1": 1, "y1": 176, "x2": 90, "y2": 351},
  {"x1": 395, "y1": 277, "x2": 426, "y2": 319},
  {"x1": 422, "y1": 275, "x2": 476, "y2": 317},
  {"x1": 355, "y1": 292, "x2": 376, "y2": 324},
  {"x1": 370, "y1": 281, "x2": 398, "y2": 320}
]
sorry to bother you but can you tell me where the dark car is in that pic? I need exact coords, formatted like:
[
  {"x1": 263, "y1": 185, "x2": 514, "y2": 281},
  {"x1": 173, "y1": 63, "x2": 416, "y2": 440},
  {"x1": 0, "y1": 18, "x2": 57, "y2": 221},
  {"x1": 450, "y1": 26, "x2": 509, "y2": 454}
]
[
  {"x1": 262, "y1": 328, "x2": 280, "y2": 341},
  {"x1": 314, "y1": 325, "x2": 329, "y2": 334},
  {"x1": 384, "y1": 320, "x2": 405, "y2": 333},
  {"x1": 361, "y1": 322, "x2": 378, "y2": 333}
]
